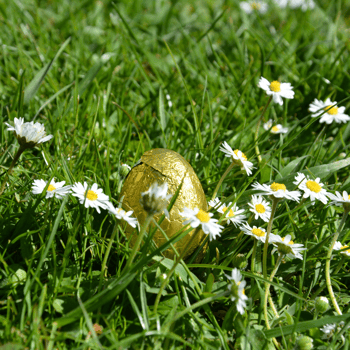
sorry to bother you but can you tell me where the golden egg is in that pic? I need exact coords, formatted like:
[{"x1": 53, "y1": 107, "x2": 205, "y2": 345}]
[{"x1": 120, "y1": 148, "x2": 208, "y2": 259}]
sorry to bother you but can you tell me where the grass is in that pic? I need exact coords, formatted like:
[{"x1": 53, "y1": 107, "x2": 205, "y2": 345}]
[{"x1": 1, "y1": 0, "x2": 350, "y2": 349}]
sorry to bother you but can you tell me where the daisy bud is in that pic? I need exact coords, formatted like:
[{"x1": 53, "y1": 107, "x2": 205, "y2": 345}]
[
  {"x1": 315, "y1": 296, "x2": 329, "y2": 314},
  {"x1": 296, "y1": 336, "x2": 313, "y2": 350},
  {"x1": 5, "y1": 117, "x2": 53, "y2": 149},
  {"x1": 231, "y1": 254, "x2": 248, "y2": 270},
  {"x1": 120, "y1": 163, "x2": 131, "y2": 177}
]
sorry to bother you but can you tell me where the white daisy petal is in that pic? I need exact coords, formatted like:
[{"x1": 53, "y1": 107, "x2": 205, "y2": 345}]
[
  {"x1": 309, "y1": 98, "x2": 350, "y2": 124},
  {"x1": 6, "y1": 117, "x2": 53, "y2": 148},
  {"x1": 180, "y1": 207, "x2": 223, "y2": 241},
  {"x1": 252, "y1": 181, "x2": 301, "y2": 202},
  {"x1": 219, "y1": 142, "x2": 254, "y2": 176},
  {"x1": 31, "y1": 178, "x2": 71, "y2": 199},
  {"x1": 71, "y1": 182, "x2": 111, "y2": 213},
  {"x1": 258, "y1": 77, "x2": 294, "y2": 105},
  {"x1": 293, "y1": 173, "x2": 329, "y2": 205}
]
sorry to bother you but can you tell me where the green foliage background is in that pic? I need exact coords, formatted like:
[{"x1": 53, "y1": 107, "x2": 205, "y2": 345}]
[{"x1": 1, "y1": 0, "x2": 350, "y2": 349}]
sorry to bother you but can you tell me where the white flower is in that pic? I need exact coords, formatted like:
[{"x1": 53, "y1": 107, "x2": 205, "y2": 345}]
[
  {"x1": 208, "y1": 197, "x2": 222, "y2": 209},
  {"x1": 5, "y1": 117, "x2": 53, "y2": 148},
  {"x1": 109, "y1": 206, "x2": 138, "y2": 228},
  {"x1": 217, "y1": 201, "x2": 246, "y2": 227},
  {"x1": 219, "y1": 141, "x2": 254, "y2": 176},
  {"x1": 258, "y1": 77, "x2": 294, "y2": 105},
  {"x1": 180, "y1": 207, "x2": 224, "y2": 241},
  {"x1": 320, "y1": 322, "x2": 349, "y2": 340},
  {"x1": 320, "y1": 324, "x2": 337, "y2": 339},
  {"x1": 273, "y1": 0, "x2": 315, "y2": 10},
  {"x1": 120, "y1": 163, "x2": 132, "y2": 177},
  {"x1": 252, "y1": 181, "x2": 301, "y2": 201},
  {"x1": 240, "y1": 223, "x2": 267, "y2": 243},
  {"x1": 263, "y1": 119, "x2": 288, "y2": 134},
  {"x1": 140, "y1": 182, "x2": 172, "y2": 217},
  {"x1": 272, "y1": 234, "x2": 306, "y2": 260},
  {"x1": 248, "y1": 195, "x2": 272, "y2": 222},
  {"x1": 309, "y1": 98, "x2": 350, "y2": 124},
  {"x1": 328, "y1": 191, "x2": 350, "y2": 210},
  {"x1": 240, "y1": 1, "x2": 268, "y2": 14},
  {"x1": 333, "y1": 241, "x2": 350, "y2": 257},
  {"x1": 289, "y1": 0, "x2": 315, "y2": 10},
  {"x1": 31, "y1": 179, "x2": 71, "y2": 199},
  {"x1": 71, "y1": 182, "x2": 111, "y2": 214},
  {"x1": 293, "y1": 173, "x2": 329, "y2": 205},
  {"x1": 225, "y1": 268, "x2": 248, "y2": 315}
]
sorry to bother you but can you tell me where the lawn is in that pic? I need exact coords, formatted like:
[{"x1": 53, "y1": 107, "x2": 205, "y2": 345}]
[{"x1": 1, "y1": 0, "x2": 350, "y2": 349}]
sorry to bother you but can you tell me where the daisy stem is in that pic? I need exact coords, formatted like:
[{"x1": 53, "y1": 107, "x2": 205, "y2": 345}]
[
  {"x1": 264, "y1": 254, "x2": 283, "y2": 347},
  {"x1": 325, "y1": 209, "x2": 349, "y2": 315},
  {"x1": 263, "y1": 198, "x2": 280, "y2": 280},
  {"x1": 154, "y1": 227, "x2": 201, "y2": 314},
  {"x1": 254, "y1": 96, "x2": 272, "y2": 164},
  {"x1": 0, "y1": 145, "x2": 26, "y2": 196},
  {"x1": 98, "y1": 223, "x2": 118, "y2": 293},
  {"x1": 251, "y1": 239, "x2": 258, "y2": 273},
  {"x1": 124, "y1": 214, "x2": 153, "y2": 272},
  {"x1": 210, "y1": 162, "x2": 235, "y2": 205}
]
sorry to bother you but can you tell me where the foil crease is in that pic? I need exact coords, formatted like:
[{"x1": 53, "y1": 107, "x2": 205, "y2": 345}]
[{"x1": 120, "y1": 148, "x2": 207, "y2": 259}]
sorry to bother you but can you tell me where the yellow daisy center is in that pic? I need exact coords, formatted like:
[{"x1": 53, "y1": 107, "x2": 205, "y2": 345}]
[
  {"x1": 234, "y1": 149, "x2": 247, "y2": 161},
  {"x1": 237, "y1": 281, "x2": 246, "y2": 295},
  {"x1": 250, "y1": 2, "x2": 261, "y2": 10},
  {"x1": 196, "y1": 209, "x2": 211, "y2": 223},
  {"x1": 222, "y1": 206, "x2": 234, "y2": 217},
  {"x1": 306, "y1": 180, "x2": 321, "y2": 193},
  {"x1": 272, "y1": 126, "x2": 279, "y2": 132},
  {"x1": 255, "y1": 204, "x2": 266, "y2": 213},
  {"x1": 348, "y1": 195, "x2": 350, "y2": 200},
  {"x1": 270, "y1": 81, "x2": 281, "y2": 92},
  {"x1": 270, "y1": 182, "x2": 286, "y2": 192},
  {"x1": 252, "y1": 228, "x2": 265, "y2": 237},
  {"x1": 86, "y1": 190, "x2": 98, "y2": 201},
  {"x1": 47, "y1": 184, "x2": 56, "y2": 192},
  {"x1": 341, "y1": 245, "x2": 350, "y2": 254},
  {"x1": 324, "y1": 105, "x2": 338, "y2": 115},
  {"x1": 282, "y1": 237, "x2": 294, "y2": 245}
]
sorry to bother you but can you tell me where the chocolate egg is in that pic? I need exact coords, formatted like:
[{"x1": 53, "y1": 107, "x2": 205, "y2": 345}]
[{"x1": 120, "y1": 148, "x2": 207, "y2": 259}]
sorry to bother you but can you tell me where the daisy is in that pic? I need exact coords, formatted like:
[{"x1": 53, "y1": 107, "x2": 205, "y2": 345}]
[
  {"x1": 180, "y1": 207, "x2": 224, "y2": 241},
  {"x1": 248, "y1": 195, "x2": 272, "y2": 222},
  {"x1": 225, "y1": 268, "x2": 248, "y2": 315},
  {"x1": 252, "y1": 181, "x2": 301, "y2": 202},
  {"x1": 140, "y1": 182, "x2": 172, "y2": 217},
  {"x1": 258, "y1": 77, "x2": 294, "y2": 105},
  {"x1": 289, "y1": 0, "x2": 315, "y2": 11},
  {"x1": 31, "y1": 179, "x2": 71, "y2": 199},
  {"x1": 240, "y1": 223, "x2": 267, "y2": 243},
  {"x1": 208, "y1": 197, "x2": 222, "y2": 209},
  {"x1": 71, "y1": 182, "x2": 111, "y2": 214},
  {"x1": 328, "y1": 191, "x2": 350, "y2": 210},
  {"x1": 109, "y1": 206, "x2": 138, "y2": 228},
  {"x1": 239, "y1": 1, "x2": 268, "y2": 14},
  {"x1": 309, "y1": 98, "x2": 350, "y2": 124},
  {"x1": 272, "y1": 234, "x2": 306, "y2": 260},
  {"x1": 5, "y1": 117, "x2": 53, "y2": 148},
  {"x1": 217, "y1": 201, "x2": 246, "y2": 227},
  {"x1": 293, "y1": 173, "x2": 329, "y2": 205},
  {"x1": 219, "y1": 141, "x2": 254, "y2": 176},
  {"x1": 320, "y1": 324, "x2": 337, "y2": 339},
  {"x1": 263, "y1": 119, "x2": 288, "y2": 134},
  {"x1": 120, "y1": 163, "x2": 131, "y2": 176},
  {"x1": 333, "y1": 241, "x2": 350, "y2": 257}
]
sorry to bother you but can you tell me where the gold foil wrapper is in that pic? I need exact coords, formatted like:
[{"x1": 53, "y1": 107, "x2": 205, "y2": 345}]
[{"x1": 120, "y1": 148, "x2": 207, "y2": 259}]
